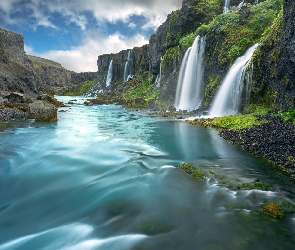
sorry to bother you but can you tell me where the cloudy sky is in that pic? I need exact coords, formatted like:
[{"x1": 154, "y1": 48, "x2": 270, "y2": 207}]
[{"x1": 0, "y1": 0, "x2": 182, "y2": 72}]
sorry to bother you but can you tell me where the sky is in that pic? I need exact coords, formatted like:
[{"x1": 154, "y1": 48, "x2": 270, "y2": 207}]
[{"x1": 0, "y1": 0, "x2": 183, "y2": 72}]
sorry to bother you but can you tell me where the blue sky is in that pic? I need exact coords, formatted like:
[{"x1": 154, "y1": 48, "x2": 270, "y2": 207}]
[{"x1": 0, "y1": 0, "x2": 182, "y2": 72}]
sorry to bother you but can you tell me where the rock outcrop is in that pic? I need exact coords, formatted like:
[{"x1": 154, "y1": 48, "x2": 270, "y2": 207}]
[
  {"x1": 29, "y1": 100, "x2": 57, "y2": 122},
  {"x1": 252, "y1": 0, "x2": 295, "y2": 110},
  {"x1": 0, "y1": 28, "x2": 98, "y2": 97},
  {"x1": 97, "y1": 45, "x2": 149, "y2": 87},
  {"x1": 0, "y1": 28, "x2": 40, "y2": 95}
]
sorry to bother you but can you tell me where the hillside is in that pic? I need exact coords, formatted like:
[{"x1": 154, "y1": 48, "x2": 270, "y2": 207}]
[
  {"x1": 94, "y1": 0, "x2": 294, "y2": 112},
  {"x1": 0, "y1": 28, "x2": 98, "y2": 96}
]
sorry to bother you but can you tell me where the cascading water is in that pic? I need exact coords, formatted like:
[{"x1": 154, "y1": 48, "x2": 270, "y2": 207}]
[
  {"x1": 174, "y1": 36, "x2": 206, "y2": 111},
  {"x1": 155, "y1": 59, "x2": 162, "y2": 88},
  {"x1": 210, "y1": 43, "x2": 258, "y2": 117},
  {"x1": 106, "y1": 60, "x2": 113, "y2": 87},
  {"x1": 124, "y1": 51, "x2": 134, "y2": 82},
  {"x1": 224, "y1": 0, "x2": 230, "y2": 12},
  {"x1": 237, "y1": 0, "x2": 245, "y2": 8}
]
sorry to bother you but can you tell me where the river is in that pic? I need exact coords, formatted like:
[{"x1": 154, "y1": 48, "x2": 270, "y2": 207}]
[{"x1": 0, "y1": 96, "x2": 295, "y2": 249}]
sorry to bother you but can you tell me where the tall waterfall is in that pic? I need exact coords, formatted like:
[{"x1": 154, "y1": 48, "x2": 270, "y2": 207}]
[
  {"x1": 123, "y1": 51, "x2": 133, "y2": 82},
  {"x1": 224, "y1": 0, "x2": 230, "y2": 12},
  {"x1": 210, "y1": 44, "x2": 258, "y2": 117},
  {"x1": 174, "y1": 36, "x2": 206, "y2": 111},
  {"x1": 106, "y1": 60, "x2": 113, "y2": 87}
]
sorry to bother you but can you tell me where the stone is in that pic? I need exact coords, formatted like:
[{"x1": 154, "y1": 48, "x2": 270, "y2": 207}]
[{"x1": 29, "y1": 100, "x2": 57, "y2": 122}]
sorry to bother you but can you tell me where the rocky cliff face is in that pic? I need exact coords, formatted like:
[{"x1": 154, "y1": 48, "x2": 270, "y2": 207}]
[
  {"x1": 97, "y1": 45, "x2": 149, "y2": 87},
  {"x1": 0, "y1": 28, "x2": 40, "y2": 95},
  {"x1": 252, "y1": 0, "x2": 295, "y2": 110},
  {"x1": 0, "y1": 28, "x2": 98, "y2": 96}
]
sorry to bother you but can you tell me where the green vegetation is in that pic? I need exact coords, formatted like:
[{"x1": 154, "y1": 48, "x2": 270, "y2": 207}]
[
  {"x1": 65, "y1": 79, "x2": 97, "y2": 96},
  {"x1": 177, "y1": 162, "x2": 205, "y2": 179},
  {"x1": 276, "y1": 109, "x2": 295, "y2": 123},
  {"x1": 205, "y1": 0, "x2": 283, "y2": 66},
  {"x1": 203, "y1": 75, "x2": 221, "y2": 107},
  {"x1": 261, "y1": 201, "x2": 295, "y2": 219},
  {"x1": 188, "y1": 105, "x2": 272, "y2": 130},
  {"x1": 107, "y1": 71, "x2": 160, "y2": 108},
  {"x1": 162, "y1": 46, "x2": 181, "y2": 68}
]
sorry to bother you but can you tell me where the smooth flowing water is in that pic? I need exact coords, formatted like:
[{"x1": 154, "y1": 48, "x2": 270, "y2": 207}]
[
  {"x1": 106, "y1": 60, "x2": 113, "y2": 87},
  {"x1": 210, "y1": 44, "x2": 258, "y2": 117},
  {"x1": 224, "y1": 0, "x2": 230, "y2": 12},
  {"x1": 124, "y1": 51, "x2": 133, "y2": 83},
  {"x1": 1, "y1": 96, "x2": 295, "y2": 249},
  {"x1": 174, "y1": 36, "x2": 206, "y2": 111}
]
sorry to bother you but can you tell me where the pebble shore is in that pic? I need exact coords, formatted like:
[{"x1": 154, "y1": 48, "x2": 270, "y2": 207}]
[{"x1": 220, "y1": 116, "x2": 295, "y2": 179}]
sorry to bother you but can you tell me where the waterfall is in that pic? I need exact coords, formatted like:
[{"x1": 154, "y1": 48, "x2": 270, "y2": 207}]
[
  {"x1": 224, "y1": 0, "x2": 230, "y2": 12},
  {"x1": 106, "y1": 60, "x2": 113, "y2": 87},
  {"x1": 237, "y1": 0, "x2": 245, "y2": 8},
  {"x1": 123, "y1": 51, "x2": 134, "y2": 82},
  {"x1": 155, "y1": 58, "x2": 162, "y2": 88},
  {"x1": 210, "y1": 44, "x2": 258, "y2": 117},
  {"x1": 174, "y1": 36, "x2": 206, "y2": 111}
]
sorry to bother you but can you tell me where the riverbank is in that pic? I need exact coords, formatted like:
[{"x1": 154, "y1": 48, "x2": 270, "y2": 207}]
[{"x1": 186, "y1": 110, "x2": 295, "y2": 180}]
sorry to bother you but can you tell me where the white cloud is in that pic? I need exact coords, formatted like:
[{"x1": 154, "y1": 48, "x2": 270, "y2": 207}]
[
  {"x1": 34, "y1": 0, "x2": 182, "y2": 31},
  {"x1": 128, "y1": 22, "x2": 136, "y2": 29},
  {"x1": 27, "y1": 32, "x2": 148, "y2": 72}
]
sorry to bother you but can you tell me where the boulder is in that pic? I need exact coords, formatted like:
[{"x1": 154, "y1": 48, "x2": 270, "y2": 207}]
[
  {"x1": 4, "y1": 92, "x2": 31, "y2": 103},
  {"x1": 29, "y1": 100, "x2": 57, "y2": 122},
  {"x1": 36, "y1": 94, "x2": 65, "y2": 107}
]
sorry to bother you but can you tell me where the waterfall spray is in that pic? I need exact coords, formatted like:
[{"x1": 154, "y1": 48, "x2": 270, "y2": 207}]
[
  {"x1": 210, "y1": 44, "x2": 258, "y2": 117},
  {"x1": 174, "y1": 36, "x2": 206, "y2": 111}
]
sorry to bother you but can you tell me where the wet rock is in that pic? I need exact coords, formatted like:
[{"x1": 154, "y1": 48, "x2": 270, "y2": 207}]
[
  {"x1": 37, "y1": 94, "x2": 65, "y2": 107},
  {"x1": 84, "y1": 101, "x2": 93, "y2": 106},
  {"x1": 29, "y1": 100, "x2": 57, "y2": 122},
  {"x1": 0, "y1": 108, "x2": 28, "y2": 121},
  {"x1": 239, "y1": 3, "x2": 251, "y2": 25}
]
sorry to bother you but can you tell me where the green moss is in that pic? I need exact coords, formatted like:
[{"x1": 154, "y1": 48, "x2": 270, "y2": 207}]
[
  {"x1": 177, "y1": 162, "x2": 205, "y2": 179},
  {"x1": 162, "y1": 46, "x2": 181, "y2": 67},
  {"x1": 203, "y1": 75, "x2": 221, "y2": 107},
  {"x1": 65, "y1": 79, "x2": 97, "y2": 96},
  {"x1": 205, "y1": 0, "x2": 283, "y2": 67},
  {"x1": 179, "y1": 33, "x2": 197, "y2": 50},
  {"x1": 210, "y1": 114, "x2": 266, "y2": 130},
  {"x1": 261, "y1": 201, "x2": 295, "y2": 219}
]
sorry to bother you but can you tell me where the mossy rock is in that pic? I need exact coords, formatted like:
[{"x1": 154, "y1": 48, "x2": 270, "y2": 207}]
[
  {"x1": 261, "y1": 201, "x2": 295, "y2": 219},
  {"x1": 176, "y1": 162, "x2": 206, "y2": 179}
]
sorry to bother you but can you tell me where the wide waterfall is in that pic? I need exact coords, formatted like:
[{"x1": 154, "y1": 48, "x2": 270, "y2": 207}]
[
  {"x1": 224, "y1": 0, "x2": 230, "y2": 12},
  {"x1": 210, "y1": 43, "x2": 258, "y2": 117},
  {"x1": 174, "y1": 36, "x2": 206, "y2": 111},
  {"x1": 124, "y1": 51, "x2": 134, "y2": 82},
  {"x1": 106, "y1": 60, "x2": 113, "y2": 87}
]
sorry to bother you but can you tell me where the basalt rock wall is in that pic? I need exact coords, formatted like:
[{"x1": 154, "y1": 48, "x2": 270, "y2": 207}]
[
  {"x1": 97, "y1": 45, "x2": 149, "y2": 86},
  {"x1": 251, "y1": 0, "x2": 295, "y2": 110}
]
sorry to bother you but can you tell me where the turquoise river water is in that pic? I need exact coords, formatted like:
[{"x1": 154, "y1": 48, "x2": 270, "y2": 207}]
[{"x1": 0, "y1": 96, "x2": 295, "y2": 249}]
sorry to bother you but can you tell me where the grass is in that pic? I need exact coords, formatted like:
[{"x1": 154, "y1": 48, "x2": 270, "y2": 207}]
[{"x1": 65, "y1": 80, "x2": 97, "y2": 96}]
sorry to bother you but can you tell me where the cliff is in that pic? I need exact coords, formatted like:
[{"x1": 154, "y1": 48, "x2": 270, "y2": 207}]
[
  {"x1": 251, "y1": 0, "x2": 295, "y2": 110},
  {"x1": 0, "y1": 28, "x2": 98, "y2": 96},
  {"x1": 97, "y1": 45, "x2": 149, "y2": 87},
  {"x1": 0, "y1": 28, "x2": 40, "y2": 95}
]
